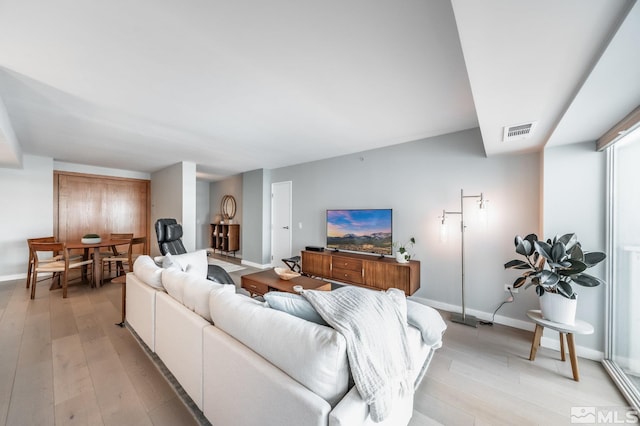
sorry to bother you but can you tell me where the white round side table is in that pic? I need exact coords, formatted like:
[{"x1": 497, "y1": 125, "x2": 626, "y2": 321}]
[{"x1": 526, "y1": 309, "x2": 594, "y2": 381}]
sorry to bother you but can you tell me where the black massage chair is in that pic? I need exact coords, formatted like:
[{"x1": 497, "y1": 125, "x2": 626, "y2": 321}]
[{"x1": 154, "y1": 218, "x2": 234, "y2": 284}]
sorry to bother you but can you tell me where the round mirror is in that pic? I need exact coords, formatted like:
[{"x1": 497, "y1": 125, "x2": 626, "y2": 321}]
[{"x1": 221, "y1": 195, "x2": 237, "y2": 221}]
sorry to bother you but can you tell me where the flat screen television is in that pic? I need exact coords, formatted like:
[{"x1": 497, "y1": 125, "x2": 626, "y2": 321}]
[{"x1": 326, "y1": 209, "x2": 392, "y2": 256}]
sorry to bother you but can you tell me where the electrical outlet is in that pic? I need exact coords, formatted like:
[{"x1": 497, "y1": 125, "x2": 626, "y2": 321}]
[{"x1": 504, "y1": 284, "x2": 519, "y2": 293}]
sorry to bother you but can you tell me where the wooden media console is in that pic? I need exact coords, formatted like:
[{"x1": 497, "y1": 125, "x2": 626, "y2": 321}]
[{"x1": 301, "y1": 250, "x2": 420, "y2": 295}]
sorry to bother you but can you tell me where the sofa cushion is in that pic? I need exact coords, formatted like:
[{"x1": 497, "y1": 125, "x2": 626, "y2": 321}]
[
  {"x1": 209, "y1": 290, "x2": 349, "y2": 407},
  {"x1": 264, "y1": 292, "x2": 329, "y2": 326},
  {"x1": 162, "y1": 250, "x2": 208, "y2": 278},
  {"x1": 133, "y1": 255, "x2": 164, "y2": 289},
  {"x1": 163, "y1": 266, "x2": 234, "y2": 322},
  {"x1": 184, "y1": 280, "x2": 234, "y2": 322}
]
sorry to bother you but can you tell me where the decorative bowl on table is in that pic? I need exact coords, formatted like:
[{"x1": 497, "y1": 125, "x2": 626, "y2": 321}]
[
  {"x1": 81, "y1": 234, "x2": 102, "y2": 244},
  {"x1": 274, "y1": 267, "x2": 300, "y2": 280}
]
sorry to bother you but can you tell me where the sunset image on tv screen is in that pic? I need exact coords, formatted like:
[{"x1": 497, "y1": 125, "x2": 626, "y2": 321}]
[{"x1": 326, "y1": 209, "x2": 392, "y2": 255}]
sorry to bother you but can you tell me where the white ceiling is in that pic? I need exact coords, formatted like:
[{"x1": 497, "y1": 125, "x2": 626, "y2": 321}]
[{"x1": 0, "y1": 0, "x2": 638, "y2": 180}]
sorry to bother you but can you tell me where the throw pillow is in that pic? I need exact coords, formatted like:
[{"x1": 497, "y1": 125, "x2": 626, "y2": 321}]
[
  {"x1": 406, "y1": 299, "x2": 447, "y2": 346},
  {"x1": 161, "y1": 252, "x2": 178, "y2": 269},
  {"x1": 162, "y1": 266, "x2": 197, "y2": 304},
  {"x1": 161, "y1": 250, "x2": 208, "y2": 279},
  {"x1": 264, "y1": 292, "x2": 329, "y2": 326}
]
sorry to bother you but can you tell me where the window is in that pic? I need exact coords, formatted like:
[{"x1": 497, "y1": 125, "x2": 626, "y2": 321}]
[{"x1": 604, "y1": 124, "x2": 640, "y2": 411}]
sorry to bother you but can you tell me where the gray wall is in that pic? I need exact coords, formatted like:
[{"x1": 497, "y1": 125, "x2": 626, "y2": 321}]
[
  {"x1": 543, "y1": 142, "x2": 607, "y2": 353},
  {"x1": 196, "y1": 180, "x2": 210, "y2": 250},
  {"x1": 151, "y1": 163, "x2": 184, "y2": 256},
  {"x1": 269, "y1": 128, "x2": 542, "y2": 326},
  {"x1": 150, "y1": 161, "x2": 197, "y2": 255},
  {"x1": 242, "y1": 169, "x2": 271, "y2": 266}
]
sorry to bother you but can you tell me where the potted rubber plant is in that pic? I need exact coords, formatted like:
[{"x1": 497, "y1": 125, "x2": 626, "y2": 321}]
[{"x1": 504, "y1": 233, "x2": 606, "y2": 325}]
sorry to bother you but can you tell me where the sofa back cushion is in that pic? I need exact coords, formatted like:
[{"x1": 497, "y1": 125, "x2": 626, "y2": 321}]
[
  {"x1": 162, "y1": 266, "x2": 232, "y2": 322},
  {"x1": 209, "y1": 290, "x2": 349, "y2": 407},
  {"x1": 133, "y1": 255, "x2": 164, "y2": 289}
]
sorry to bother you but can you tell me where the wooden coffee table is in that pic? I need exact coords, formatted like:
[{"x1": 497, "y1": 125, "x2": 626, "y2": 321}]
[{"x1": 241, "y1": 269, "x2": 331, "y2": 296}]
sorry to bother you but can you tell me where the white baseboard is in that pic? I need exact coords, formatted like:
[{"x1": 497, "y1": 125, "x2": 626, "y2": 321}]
[
  {"x1": 0, "y1": 273, "x2": 27, "y2": 282},
  {"x1": 540, "y1": 335, "x2": 604, "y2": 361},
  {"x1": 409, "y1": 296, "x2": 603, "y2": 361},
  {"x1": 240, "y1": 260, "x2": 271, "y2": 269}
]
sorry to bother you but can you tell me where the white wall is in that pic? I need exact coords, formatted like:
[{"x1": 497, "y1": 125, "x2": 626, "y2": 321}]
[
  {"x1": 269, "y1": 128, "x2": 542, "y2": 326},
  {"x1": 0, "y1": 155, "x2": 53, "y2": 280},
  {"x1": 0, "y1": 95, "x2": 21, "y2": 167},
  {"x1": 0, "y1": 156, "x2": 201, "y2": 277},
  {"x1": 543, "y1": 142, "x2": 607, "y2": 352},
  {"x1": 0, "y1": 157, "x2": 152, "y2": 281}
]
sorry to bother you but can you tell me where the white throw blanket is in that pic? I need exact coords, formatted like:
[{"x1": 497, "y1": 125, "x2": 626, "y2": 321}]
[{"x1": 302, "y1": 286, "x2": 413, "y2": 423}]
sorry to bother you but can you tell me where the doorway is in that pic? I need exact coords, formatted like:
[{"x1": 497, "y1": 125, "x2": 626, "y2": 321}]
[{"x1": 271, "y1": 181, "x2": 292, "y2": 268}]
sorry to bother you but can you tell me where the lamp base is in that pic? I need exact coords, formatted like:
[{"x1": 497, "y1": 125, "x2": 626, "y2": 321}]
[{"x1": 450, "y1": 312, "x2": 478, "y2": 328}]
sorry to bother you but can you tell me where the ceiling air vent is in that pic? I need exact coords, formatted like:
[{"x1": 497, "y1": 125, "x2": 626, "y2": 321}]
[{"x1": 503, "y1": 121, "x2": 537, "y2": 142}]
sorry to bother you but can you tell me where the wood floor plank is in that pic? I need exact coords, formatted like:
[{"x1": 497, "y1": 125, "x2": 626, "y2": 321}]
[
  {"x1": 5, "y1": 360, "x2": 54, "y2": 426},
  {"x1": 54, "y1": 392, "x2": 104, "y2": 426},
  {"x1": 82, "y1": 336, "x2": 151, "y2": 426},
  {"x1": 147, "y1": 396, "x2": 198, "y2": 426},
  {"x1": 51, "y1": 334, "x2": 95, "y2": 406},
  {"x1": 0, "y1": 332, "x2": 21, "y2": 425}
]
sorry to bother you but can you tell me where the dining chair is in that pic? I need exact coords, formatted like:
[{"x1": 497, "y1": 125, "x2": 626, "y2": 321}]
[
  {"x1": 101, "y1": 236, "x2": 147, "y2": 285},
  {"x1": 26, "y1": 236, "x2": 56, "y2": 289},
  {"x1": 30, "y1": 242, "x2": 93, "y2": 299},
  {"x1": 97, "y1": 232, "x2": 134, "y2": 274},
  {"x1": 26, "y1": 237, "x2": 84, "y2": 289}
]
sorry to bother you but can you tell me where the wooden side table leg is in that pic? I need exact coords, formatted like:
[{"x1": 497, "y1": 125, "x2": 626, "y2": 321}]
[
  {"x1": 567, "y1": 333, "x2": 580, "y2": 381},
  {"x1": 529, "y1": 324, "x2": 544, "y2": 361},
  {"x1": 559, "y1": 332, "x2": 566, "y2": 361}
]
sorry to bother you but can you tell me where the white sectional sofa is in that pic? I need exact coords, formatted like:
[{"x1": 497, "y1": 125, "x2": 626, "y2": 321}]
[{"x1": 126, "y1": 254, "x2": 445, "y2": 426}]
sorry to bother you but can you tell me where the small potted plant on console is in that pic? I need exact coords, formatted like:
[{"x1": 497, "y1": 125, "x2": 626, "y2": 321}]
[{"x1": 394, "y1": 237, "x2": 415, "y2": 263}]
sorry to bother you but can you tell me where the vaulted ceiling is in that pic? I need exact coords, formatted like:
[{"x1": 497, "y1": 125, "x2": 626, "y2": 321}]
[{"x1": 0, "y1": 0, "x2": 638, "y2": 180}]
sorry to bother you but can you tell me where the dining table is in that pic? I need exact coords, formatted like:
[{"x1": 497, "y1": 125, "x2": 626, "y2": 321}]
[{"x1": 65, "y1": 238, "x2": 131, "y2": 288}]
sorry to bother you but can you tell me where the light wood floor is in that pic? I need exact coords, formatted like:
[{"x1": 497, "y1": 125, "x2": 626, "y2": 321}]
[
  {"x1": 0, "y1": 262, "x2": 631, "y2": 426},
  {"x1": 410, "y1": 314, "x2": 631, "y2": 425}
]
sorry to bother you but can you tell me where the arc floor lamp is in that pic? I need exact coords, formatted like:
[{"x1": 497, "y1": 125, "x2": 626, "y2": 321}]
[{"x1": 440, "y1": 189, "x2": 488, "y2": 328}]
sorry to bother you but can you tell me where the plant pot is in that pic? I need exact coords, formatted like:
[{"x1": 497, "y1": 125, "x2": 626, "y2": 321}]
[
  {"x1": 539, "y1": 292, "x2": 577, "y2": 325},
  {"x1": 395, "y1": 251, "x2": 409, "y2": 263}
]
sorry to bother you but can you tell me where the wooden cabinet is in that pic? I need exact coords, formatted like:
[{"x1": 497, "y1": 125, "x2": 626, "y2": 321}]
[
  {"x1": 210, "y1": 223, "x2": 240, "y2": 255},
  {"x1": 301, "y1": 251, "x2": 331, "y2": 277},
  {"x1": 301, "y1": 250, "x2": 420, "y2": 295}
]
